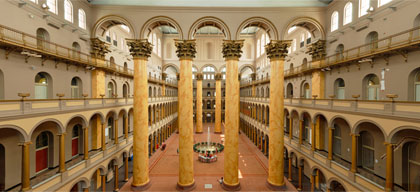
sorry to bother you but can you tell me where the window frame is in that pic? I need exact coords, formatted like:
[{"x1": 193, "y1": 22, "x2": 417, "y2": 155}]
[
  {"x1": 331, "y1": 11, "x2": 339, "y2": 32},
  {"x1": 343, "y1": 2, "x2": 353, "y2": 25},
  {"x1": 64, "y1": 0, "x2": 73, "y2": 23},
  {"x1": 78, "y1": 9, "x2": 86, "y2": 29}
]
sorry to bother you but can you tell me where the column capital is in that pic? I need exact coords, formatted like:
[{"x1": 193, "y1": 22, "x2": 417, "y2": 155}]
[
  {"x1": 265, "y1": 40, "x2": 291, "y2": 60},
  {"x1": 307, "y1": 39, "x2": 326, "y2": 61},
  {"x1": 215, "y1": 73, "x2": 223, "y2": 81},
  {"x1": 350, "y1": 133, "x2": 360, "y2": 137},
  {"x1": 174, "y1": 39, "x2": 197, "y2": 60},
  {"x1": 162, "y1": 73, "x2": 167, "y2": 80},
  {"x1": 250, "y1": 73, "x2": 256, "y2": 81},
  {"x1": 82, "y1": 127, "x2": 89, "y2": 130},
  {"x1": 196, "y1": 73, "x2": 203, "y2": 80},
  {"x1": 18, "y1": 141, "x2": 32, "y2": 146},
  {"x1": 57, "y1": 133, "x2": 67, "y2": 136},
  {"x1": 222, "y1": 40, "x2": 244, "y2": 60},
  {"x1": 384, "y1": 142, "x2": 396, "y2": 146},
  {"x1": 126, "y1": 39, "x2": 153, "y2": 59},
  {"x1": 90, "y1": 38, "x2": 110, "y2": 59}
]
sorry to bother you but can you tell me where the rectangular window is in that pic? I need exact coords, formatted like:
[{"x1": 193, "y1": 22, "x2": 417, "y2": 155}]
[
  {"x1": 378, "y1": 0, "x2": 392, "y2": 7},
  {"x1": 359, "y1": 0, "x2": 370, "y2": 17},
  {"x1": 47, "y1": 0, "x2": 57, "y2": 14}
]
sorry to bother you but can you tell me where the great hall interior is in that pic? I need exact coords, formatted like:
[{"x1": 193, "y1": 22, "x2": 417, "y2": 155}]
[{"x1": 0, "y1": 0, "x2": 420, "y2": 191}]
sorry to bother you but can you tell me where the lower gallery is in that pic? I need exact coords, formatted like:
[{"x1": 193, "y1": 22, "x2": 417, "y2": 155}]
[{"x1": 0, "y1": 0, "x2": 420, "y2": 191}]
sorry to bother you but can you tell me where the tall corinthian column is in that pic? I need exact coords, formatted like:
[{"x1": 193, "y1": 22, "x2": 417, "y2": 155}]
[
  {"x1": 266, "y1": 40, "x2": 291, "y2": 190},
  {"x1": 215, "y1": 73, "x2": 222, "y2": 133},
  {"x1": 222, "y1": 40, "x2": 243, "y2": 191},
  {"x1": 127, "y1": 39, "x2": 152, "y2": 190},
  {"x1": 196, "y1": 73, "x2": 203, "y2": 133},
  {"x1": 175, "y1": 39, "x2": 196, "y2": 191}
]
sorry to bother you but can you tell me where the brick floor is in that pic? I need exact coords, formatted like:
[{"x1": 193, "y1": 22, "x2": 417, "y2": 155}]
[{"x1": 120, "y1": 123, "x2": 297, "y2": 191}]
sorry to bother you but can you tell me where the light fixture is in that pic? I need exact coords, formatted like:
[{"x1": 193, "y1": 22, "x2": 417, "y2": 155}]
[
  {"x1": 41, "y1": 3, "x2": 49, "y2": 10},
  {"x1": 367, "y1": 6, "x2": 375, "y2": 13}
]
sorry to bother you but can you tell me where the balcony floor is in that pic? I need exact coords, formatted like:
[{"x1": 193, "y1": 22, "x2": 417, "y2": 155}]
[{"x1": 121, "y1": 123, "x2": 296, "y2": 191}]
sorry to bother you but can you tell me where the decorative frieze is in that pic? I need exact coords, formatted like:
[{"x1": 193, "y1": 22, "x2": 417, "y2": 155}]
[
  {"x1": 126, "y1": 39, "x2": 153, "y2": 59},
  {"x1": 196, "y1": 73, "x2": 204, "y2": 80},
  {"x1": 307, "y1": 40, "x2": 326, "y2": 61},
  {"x1": 222, "y1": 40, "x2": 244, "y2": 60},
  {"x1": 174, "y1": 40, "x2": 197, "y2": 60},
  {"x1": 90, "y1": 38, "x2": 110, "y2": 59},
  {"x1": 265, "y1": 40, "x2": 291, "y2": 60}
]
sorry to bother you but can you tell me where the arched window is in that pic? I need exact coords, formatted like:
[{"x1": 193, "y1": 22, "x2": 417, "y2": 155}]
[
  {"x1": 64, "y1": 0, "x2": 73, "y2": 22},
  {"x1": 335, "y1": 78, "x2": 345, "y2": 99},
  {"x1": 72, "y1": 42, "x2": 81, "y2": 59},
  {"x1": 107, "y1": 82, "x2": 115, "y2": 98},
  {"x1": 378, "y1": 0, "x2": 392, "y2": 7},
  {"x1": 124, "y1": 62, "x2": 128, "y2": 72},
  {"x1": 78, "y1": 9, "x2": 86, "y2": 29},
  {"x1": 286, "y1": 83, "x2": 293, "y2": 98},
  {"x1": 35, "y1": 72, "x2": 52, "y2": 99},
  {"x1": 206, "y1": 42, "x2": 213, "y2": 59},
  {"x1": 336, "y1": 44, "x2": 344, "y2": 60},
  {"x1": 149, "y1": 87, "x2": 152, "y2": 97},
  {"x1": 71, "y1": 77, "x2": 82, "y2": 98},
  {"x1": 306, "y1": 31, "x2": 312, "y2": 44},
  {"x1": 415, "y1": 71, "x2": 420, "y2": 101},
  {"x1": 331, "y1": 11, "x2": 339, "y2": 32},
  {"x1": 153, "y1": 33, "x2": 157, "y2": 53},
  {"x1": 333, "y1": 124, "x2": 341, "y2": 155},
  {"x1": 365, "y1": 74, "x2": 380, "y2": 100},
  {"x1": 303, "y1": 83, "x2": 311, "y2": 99},
  {"x1": 266, "y1": 87, "x2": 269, "y2": 98},
  {"x1": 0, "y1": 69, "x2": 3, "y2": 100},
  {"x1": 359, "y1": 0, "x2": 370, "y2": 17},
  {"x1": 72, "y1": 125, "x2": 81, "y2": 157},
  {"x1": 46, "y1": 0, "x2": 57, "y2": 14},
  {"x1": 361, "y1": 131, "x2": 374, "y2": 171},
  {"x1": 366, "y1": 31, "x2": 379, "y2": 50},
  {"x1": 106, "y1": 117, "x2": 114, "y2": 143},
  {"x1": 36, "y1": 131, "x2": 51, "y2": 173},
  {"x1": 344, "y1": 2, "x2": 353, "y2": 25},
  {"x1": 157, "y1": 38, "x2": 162, "y2": 57},
  {"x1": 36, "y1": 28, "x2": 50, "y2": 50},
  {"x1": 302, "y1": 58, "x2": 308, "y2": 69},
  {"x1": 300, "y1": 33, "x2": 305, "y2": 48}
]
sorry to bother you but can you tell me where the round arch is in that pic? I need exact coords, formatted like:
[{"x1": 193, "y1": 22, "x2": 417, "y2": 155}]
[
  {"x1": 200, "y1": 64, "x2": 218, "y2": 73},
  {"x1": 91, "y1": 15, "x2": 136, "y2": 38},
  {"x1": 29, "y1": 118, "x2": 65, "y2": 138},
  {"x1": 65, "y1": 114, "x2": 89, "y2": 129},
  {"x1": 163, "y1": 63, "x2": 180, "y2": 73},
  {"x1": 91, "y1": 165, "x2": 107, "y2": 177},
  {"x1": 0, "y1": 125, "x2": 30, "y2": 142},
  {"x1": 118, "y1": 108, "x2": 128, "y2": 117},
  {"x1": 236, "y1": 17, "x2": 279, "y2": 40},
  {"x1": 140, "y1": 16, "x2": 183, "y2": 39},
  {"x1": 352, "y1": 119, "x2": 387, "y2": 138},
  {"x1": 239, "y1": 64, "x2": 256, "y2": 74},
  {"x1": 281, "y1": 16, "x2": 326, "y2": 40},
  {"x1": 329, "y1": 115, "x2": 351, "y2": 128},
  {"x1": 387, "y1": 126, "x2": 420, "y2": 143},
  {"x1": 300, "y1": 110, "x2": 312, "y2": 121},
  {"x1": 69, "y1": 177, "x2": 90, "y2": 189},
  {"x1": 313, "y1": 113, "x2": 328, "y2": 125},
  {"x1": 88, "y1": 112, "x2": 105, "y2": 124},
  {"x1": 188, "y1": 16, "x2": 231, "y2": 40},
  {"x1": 327, "y1": 178, "x2": 348, "y2": 191},
  {"x1": 106, "y1": 110, "x2": 118, "y2": 119}
]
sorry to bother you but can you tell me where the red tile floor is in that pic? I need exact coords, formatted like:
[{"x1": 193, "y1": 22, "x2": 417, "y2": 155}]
[{"x1": 120, "y1": 123, "x2": 297, "y2": 191}]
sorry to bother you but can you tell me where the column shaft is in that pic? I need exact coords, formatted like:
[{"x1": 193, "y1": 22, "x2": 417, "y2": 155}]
[
  {"x1": 351, "y1": 134, "x2": 358, "y2": 173},
  {"x1": 114, "y1": 164, "x2": 119, "y2": 191},
  {"x1": 298, "y1": 166, "x2": 302, "y2": 190},
  {"x1": 125, "y1": 156, "x2": 129, "y2": 181},
  {"x1": 328, "y1": 128, "x2": 333, "y2": 160},
  {"x1": 215, "y1": 78, "x2": 222, "y2": 133},
  {"x1": 299, "y1": 120, "x2": 303, "y2": 145},
  {"x1": 101, "y1": 123, "x2": 106, "y2": 151},
  {"x1": 59, "y1": 134, "x2": 66, "y2": 173},
  {"x1": 124, "y1": 116, "x2": 129, "y2": 139},
  {"x1": 102, "y1": 175, "x2": 106, "y2": 192},
  {"x1": 84, "y1": 127, "x2": 89, "y2": 160},
  {"x1": 311, "y1": 123, "x2": 316, "y2": 151},
  {"x1": 132, "y1": 57, "x2": 150, "y2": 187},
  {"x1": 385, "y1": 143, "x2": 394, "y2": 192},
  {"x1": 114, "y1": 120, "x2": 119, "y2": 144},
  {"x1": 21, "y1": 142, "x2": 31, "y2": 191},
  {"x1": 289, "y1": 117, "x2": 293, "y2": 140},
  {"x1": 288, "y1": 158, "x2": 292, "y2": 181}
]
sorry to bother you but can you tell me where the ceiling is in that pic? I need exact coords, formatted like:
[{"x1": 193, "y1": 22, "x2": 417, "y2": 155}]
[{"x1": 88, "y1": 0, "x2": 332, "y2": 8}]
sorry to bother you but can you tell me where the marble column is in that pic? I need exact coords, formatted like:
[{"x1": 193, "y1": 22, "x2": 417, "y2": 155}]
[
  {"x1": 175, "y1": 39, "x2": 196, "y2": 191},
  {"x1": 215, "y1": 73, "x2": 222, "y2": 133},
  {"x1": 127, "y1": 39, "x2": 152, "y2": 190},
  {"x1": 385, "y1": 143, "x2": 394, "y2": 192},
  {"x1": 59, "y1": 133, "x2": 66, "y2": 173},
  {"x1": 20, "y1": 142, "x2": 31, "y2": 191},
  {"x1": 351, "y1": 134, "x2": 358, "y2": 173},
  {"x1": 222, "y1": 40, "x2": 243, "y2": 191},
  {"x1": 266, "y1": 40, "x2": 291, "y2": 190},
  {"x1": 83, "y1": 127, "x2": 89, "y2": 160},
  {"x1": 114, "y1": 164, "x2": 119, "y2": 191},
  {"x1": 328, "y1": 127, "x2": 334, "y2": 160}
]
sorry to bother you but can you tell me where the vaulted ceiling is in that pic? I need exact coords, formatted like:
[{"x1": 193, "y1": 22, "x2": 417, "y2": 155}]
[{"x1": 87, "y1": 0, "x2": 332, "y2": 8}]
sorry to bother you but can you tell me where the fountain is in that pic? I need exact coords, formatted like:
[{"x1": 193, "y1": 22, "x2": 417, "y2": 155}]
[{"x1": 193, "y1": 127, "x2": 224, "y2": 163}]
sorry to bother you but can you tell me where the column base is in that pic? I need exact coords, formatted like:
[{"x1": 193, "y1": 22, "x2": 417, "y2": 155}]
[
  {"x1": 287, "y1": 178, "x2": 292, "y2": 182},
  {"x1": 222, "y1": 181, "x2": 241, "y2": 191},
  {"x1": 195, "y1": 131, "x2": 203, "y2": 134},
  {"x1": 266, "y1": 180, "x2": 286, "y2": 191},
  {"x1": 213, "y1": 131, "x2": 222, "y2": 134},
  {"x1": 124, "y1": 178, "x2": 129, "y2": 182},
  {"x1": 176, "y1": 181, "x2": 196, "y2": 191},
  {"x1": 131, "y1": 180, "x2": 151, "y2": 191}
]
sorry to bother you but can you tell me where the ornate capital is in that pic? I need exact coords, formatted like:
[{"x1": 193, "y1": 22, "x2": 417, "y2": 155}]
[
  {"x1": 222, "y1": 40, "x2": 244, "y2": 60},
  {"x1": 215, "y1": 73, "x2": 223, "y2": 81},
  {"x1": 265, "y1": 40, "x2": 291, "y2": 60},
  {"x1": 126, "y1": 39, "x2": 152, "y2": 59},
  {"x1": 176, "y1": 73, "x2": 180, "y2": 80},
  {"x1": 162, "y1": 73, "x2": 167, "y2": 80},
  {"x1": 196, "y1": 73, "x2": 203, "y2": 80},
  {"x1": 307, "y1": 40, "x2": 326, "y2": 61},
  {"x1": 250, "y1": 73, "x2": 256, "y2": 81},
  {"x1": 90, "y1": 38, "x2": 110, "y2": 59},
  {"x1": 175, "y1": 40, "x2": 197, "y2": 60}
]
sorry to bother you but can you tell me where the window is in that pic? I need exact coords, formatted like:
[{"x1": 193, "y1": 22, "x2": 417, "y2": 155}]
[
  {"x1": 288, "y1": 26, "x2": 297, "y2": 34},
  {"x1": 72, "y1": 42, "x2": 81, "y2": 59},
  {"x1": 107, "y1": 82, "x2": 114, "y2": 98},
  {"x1": 71, "y1": 77, "x2": 82, "y2": 98},
  {"x1": 112, "y1": 33, "x2": 117, "y2": 46},
  {"x1": 335, "y1": 78, "x2": 345, "y2": 99},
  {"x1": 158, "y1": 38, "x2": 162, "y2": 57},
  {"x1": 78, "y1": 9, "x2": 86, "y2": 29},
  {"x1": 120, "y1": 25, "x2": 130, "y2": 32},
  {"x1": 261, "y1": 34, "x2": 265, "y2": 54},
  {"x1": 300, "y1": 33, "x2": 305, "y2": 48},
  {"x1": 306, "y1": 31, "x2": 312, "y2": 44},
  {"x1": 303, "y1": 83, "x2": 311, "y2": 99},
  {"x1": 344, "y1": 2, "x2": 353, "y2": 25},
  {"x1": 106, "y1": 117, "x2": 114, "y2": 143},
  {"x1": 359, "y1": 0, "x2": 370, "y2": 17},
  {"x1": 46, "y1": 0, "x2": 57, "y2": 14},
  {"x1": 366, "y1": 31, "x2": 379, "y2": 50},
  {"x1": 333, "y1": 124, "x2": 341, "y2": 155},
  {"x1": 36, "y1": 28, "x2": 50, "y2": 50},
  {"x1": 257, "y1": 39, "x2": 260, "y2": 57},
  {"x1": 365, "y1": 74, "x2": 380, "y2": 100},
  {"x1": 72, "y1": 125, "x2": 81, "y2": 157},
  {"x1": 36, "y1": 131, "x2": 51, "y2": 173},
  {"x1": 292, "y1": 39, "x2": 296, "y2": 52},
  {"x1": 406, "y1": 142, "x2": 420, "y2": 191},
  {"x1": 336, "y1": 44, "x2": 344, "y2": 60},
  {"x1": 123, "y1": 83, "x2": 128, "y2": 98},
  {"x1": 415, "y1": 71, "x2": 420, "y2": 101},
  {"x1": 331, "y1": 11, "x2": 339, "y2": 32},
  {"x1": 153, "y1": 33, "x2": 157, "y2": 54},
  {"x1": 64, "y1": 0, "x2": 73, "y2": 22},
  {"x1": 35, "y1": 72, "x2": 51, "y2": 99},
  {"x1": 378, "y1": 0, "x2": 392, "y2": 7},
  {"x1": 361, "y1": 131, "x2": 375, "y2": 170}
]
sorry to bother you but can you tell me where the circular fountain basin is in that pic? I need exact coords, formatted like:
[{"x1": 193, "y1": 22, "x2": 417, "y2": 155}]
[{"x1": 193, "y1": 142, "x2": 224, "y2": 154}]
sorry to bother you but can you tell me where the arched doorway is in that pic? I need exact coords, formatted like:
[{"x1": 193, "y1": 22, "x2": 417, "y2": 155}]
[{"x1": 35, "y1": 131, "x2": 53, "y2": 173}]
